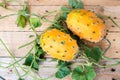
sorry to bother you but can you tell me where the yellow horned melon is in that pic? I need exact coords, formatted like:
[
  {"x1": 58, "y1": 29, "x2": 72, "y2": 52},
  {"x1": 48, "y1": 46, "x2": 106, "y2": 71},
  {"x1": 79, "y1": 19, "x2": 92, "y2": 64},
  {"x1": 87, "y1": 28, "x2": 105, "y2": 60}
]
[
  {"x1": 66, "y1": 9, "x2": 106, "y2": 42},
  {"x1": 40, "y1": 29, "x2": 79, "y2": 61}
]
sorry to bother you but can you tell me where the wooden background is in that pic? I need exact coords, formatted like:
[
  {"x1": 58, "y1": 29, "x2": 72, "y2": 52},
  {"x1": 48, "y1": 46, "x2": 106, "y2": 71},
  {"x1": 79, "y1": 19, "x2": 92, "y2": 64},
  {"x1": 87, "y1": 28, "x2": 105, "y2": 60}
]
[{"x1": 0, "y1": 0, "x2": 120, "y2": 80}]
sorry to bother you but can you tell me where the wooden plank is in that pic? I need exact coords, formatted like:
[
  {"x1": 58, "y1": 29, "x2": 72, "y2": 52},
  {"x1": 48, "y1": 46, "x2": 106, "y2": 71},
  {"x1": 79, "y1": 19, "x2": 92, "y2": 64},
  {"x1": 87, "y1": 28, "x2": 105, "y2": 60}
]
[
  {"x1": 1, "y1": 0, "x2": 120, "y2": 6},
  {"x1": 0, "y1": 0, "x2": 25, "y2": 6},
  {"x1": 28, "y1": 0, "x2": 120, "y2": 6},
  {"x1": 0, "y1": 32, "x2": 37, "y2": 57},
  {"x1": 0, "y1": 58, "x2": 57, "y2": 80},
  {"x1": 0, "y1": 58, "x2": 120, "y2": 80},
  {"x1": 0, "y1": 0, "x2": 120, "y2": 80},
  {"x1": 103, "y1": 6, "x2": 120, "y2": 16},
  {"x1": 0, "y1": 32, "x2": 120, "y2": 58},
  {"x1": 105, "y1": 32, "x2": 120, "y2": 58},
  {"x1": 0, "y1": 6, "x2": 120, "y2": 32}
]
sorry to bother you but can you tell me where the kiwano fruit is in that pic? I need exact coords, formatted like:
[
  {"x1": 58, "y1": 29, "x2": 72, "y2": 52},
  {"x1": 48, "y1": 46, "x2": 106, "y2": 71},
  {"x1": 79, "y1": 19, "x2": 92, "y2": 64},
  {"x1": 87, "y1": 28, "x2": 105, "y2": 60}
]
[
  {"x1": 66, "y1": 9, "x2": 106, "y2": 43},
  {"x1": 40, "y1": 29, "x2": 79, "y2": 61}
]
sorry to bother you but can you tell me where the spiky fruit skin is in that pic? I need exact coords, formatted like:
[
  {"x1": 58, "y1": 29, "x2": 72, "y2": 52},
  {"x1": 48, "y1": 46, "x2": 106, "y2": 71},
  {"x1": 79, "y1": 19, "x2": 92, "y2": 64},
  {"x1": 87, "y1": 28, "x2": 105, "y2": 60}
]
[
  {"x1": 66, "y1": 9, "x2": 106, "y2": 43},
  {"x1": 40, "y1": 29, "x2": 78, "y2": 61}
]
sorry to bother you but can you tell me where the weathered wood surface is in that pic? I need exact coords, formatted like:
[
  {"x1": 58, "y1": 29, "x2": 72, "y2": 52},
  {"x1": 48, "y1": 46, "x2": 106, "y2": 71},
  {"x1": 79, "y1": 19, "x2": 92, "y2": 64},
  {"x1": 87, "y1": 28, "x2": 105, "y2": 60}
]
[
  {"x1": 0, "y1": 58, "x2": 120, "y2": 80},
  {"x1": 1, "y1": 0, "x2": 120, "y2": 6},
  {"x1": 0, "y1": 0, "x2": 120, "y2": 80}
]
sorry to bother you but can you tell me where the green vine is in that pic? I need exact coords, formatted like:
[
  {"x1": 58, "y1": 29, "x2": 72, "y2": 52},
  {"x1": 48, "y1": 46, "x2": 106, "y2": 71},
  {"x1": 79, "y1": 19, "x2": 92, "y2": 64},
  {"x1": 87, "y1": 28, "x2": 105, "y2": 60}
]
[{"x1": 0, "y1": 0, "x2": 120, "y2": 80}]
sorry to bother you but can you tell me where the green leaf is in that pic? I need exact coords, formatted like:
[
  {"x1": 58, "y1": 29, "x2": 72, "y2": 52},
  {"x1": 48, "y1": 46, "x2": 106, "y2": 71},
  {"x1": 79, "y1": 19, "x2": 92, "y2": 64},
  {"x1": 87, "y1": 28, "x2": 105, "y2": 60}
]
[
  {"x1": 24, "y1": 54, "x2": 34, "y2": 66},
  {"x1": 61, "y1": 6, "x2": 70, "y2": 11},
  {"x1": 61, "y1": 6, "x2": 70, "y2": 19},
  {"x1": 36, "y1": 35, "x2": 41, "y2": 45},
  {"x1": 23, "y1": 5, "x2": 29, "y2": 14},
  {"x1": 36, "y1": 49, "x2": 44, "y2": 55},
  {"x1": 85, "y1": 66, "x2": 96, "y2": 80},
  {"x1": 72, "y1": 66, "x2": 86, "y2": 80},
  {"x1": 16, "y1": 15, "x2": 26, "y2": 28},
  {"x1": 55, "y1": 67, "x2": 70, "y2": 79},
  {"x1": 34, "y1": 42, "x2": 46, "y2": 57},
  {"x1": 69, "y1": 0, "x2": 77, "y2": 8},
  {"x1": 57, "y1": 60, "x2": 71, "y2": 68},
  {"x1": 51, "y1": 58, "x2": 58, "y2": 62},
  {"x1": 72, "y1": 66, "x2": 96, "y2": 80},
  {"x1": 76, "y1": 0, "x2": 84, "y2": 9},
  {"x1": 29, "y1": 35, "x2": 34, "y2": 38},
  {"x1": 84, "y1": 46, "x2": 102, "y2": 62},
  {"x1": 18, "y1": 5, "x2": 29, "y2": 19},
  {"x1": 32, "y1": 61, "x2": 39, "y2": 70},
  {"x1": 69, "y1": 0, "x2": 84, "y2": 9},
  {"x1": 24, "y1": 54, "x2": 39, "y2": 70},
  {"x1": 55, "y1": 60, "x2": 71, "y2": 79},
  {"x1": 29, "y1": 17, "x2": 42, "y2": 28},
  {"x1": 18, "y1": 78, "x2": 25, "y2": 80},
  {"x1": 16, "y1": 5, "x2": 30, "y2": 28}
]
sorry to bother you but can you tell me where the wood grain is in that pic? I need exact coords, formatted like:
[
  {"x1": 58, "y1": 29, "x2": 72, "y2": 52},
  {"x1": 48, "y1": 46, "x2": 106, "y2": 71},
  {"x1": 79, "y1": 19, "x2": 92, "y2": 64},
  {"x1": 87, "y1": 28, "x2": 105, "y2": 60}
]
[
  {"x1": 0, "y1": 58, "x2": 120, "y2": 80},
  {"x1": 0, "y1": 6, "x2": 120, "y2": 32},
  {"x1": 0, "y1": 32, "x2": 37, "y2": 57},
  {"x1": 1, "y1": 0, "x2": 120, "y2": 6},
  {"x1": 0, "y1": 31, "x2": 120, "y2": 58},
  {"x1": 0, "y1": 0, "x2": 120, "y2": 80},
  {"x1": 28, "y1": 0, "x2": 120, "y2": 6}
]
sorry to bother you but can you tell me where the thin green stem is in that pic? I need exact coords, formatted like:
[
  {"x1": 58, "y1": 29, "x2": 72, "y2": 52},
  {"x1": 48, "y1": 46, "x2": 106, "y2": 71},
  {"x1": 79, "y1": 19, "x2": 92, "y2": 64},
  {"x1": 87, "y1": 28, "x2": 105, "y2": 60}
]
[
  {"x1": 18, "y1": 39, "x2": 35, "y2": 49},
  {"x1": 0, "y1": 61, "x2": 10, "y2": 64},
  {"x1": 29, "y1": 13, "x2": 41, "y2": 18},
  {"x1": 0, "y1": 14, "x2": 18, "y2": 19},
  {"x1": 0, "y1": 0, "x2": 17, "y2": 5},
  {"x1": 102, "y1": 56, "x2": 120, "y2": 62},
  {"x1": 21, "y1": 70, "x2": 29, "y2": 78},
  {"x1": 42, "y1": 18, "x2": 63, "y2": 28},
  {"x1": 0, "y1": 38, "x2": 15, "y2": 58},
  {"x1": 0, "y1": 0, "x2": 18, "y2": 11},
  {"x1": 26, "y1": 10, "x2": 59, "y2": 19},
  {"x1": 0, "y1": 38, "x2": 27, "y2": 72},
  {"x1": 41, "y1": 10, "x2": 59, "y2": 18},
  {"x1": 6, "y1": 47, "x2": 33, "y2": 68},
  {"x1": 0, "y1": 65, "x2": 6, "y2": 68},
  {"x1": 21, "y1": 54, "x2": 36, "y2": 78},
  {"x1": 108, "y1": 16, "x2": 120, "y2": 28},
  {"x1": 13, "y1": 65, "x2": 21, "y2": 78},
  {"x1": 31, "y1": 27, "x2": 38, "y2": 36},
  {"x1": 103, "y1": 38, "x2": 111, "y2": 54},
  {"x1": 29, "y1": 54, "x2": 36, "y2": 69},
  {"x1": 93, "y1": 62, "x2": 120, "y2": 68}
]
